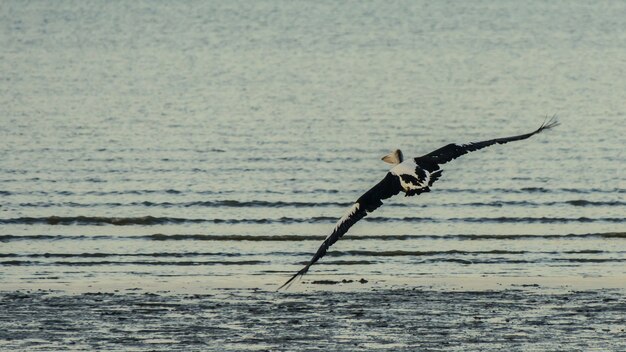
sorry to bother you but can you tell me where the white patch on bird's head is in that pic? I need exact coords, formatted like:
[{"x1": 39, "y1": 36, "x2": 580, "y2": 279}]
[{"x1": 381, "y1": 149, "x2": 403, "y2": 165}]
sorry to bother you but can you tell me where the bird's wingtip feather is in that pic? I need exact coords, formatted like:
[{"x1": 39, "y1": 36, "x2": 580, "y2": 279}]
[
  {"x1": 277, "y1": 266, "x2": 309, "y2": 291},
  {"x1": 536, "y1": 114, "x2": 560, "y2": 133}
]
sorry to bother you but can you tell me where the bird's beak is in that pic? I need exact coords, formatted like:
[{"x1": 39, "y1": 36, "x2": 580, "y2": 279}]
[{"x1": 381, "y1": 153, "x2": 395, "y2": 163}]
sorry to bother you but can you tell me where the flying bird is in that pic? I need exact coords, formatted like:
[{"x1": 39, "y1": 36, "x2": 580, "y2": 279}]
[{"x1": 279, "y1": 116, "x2": 559, "y2": 290}]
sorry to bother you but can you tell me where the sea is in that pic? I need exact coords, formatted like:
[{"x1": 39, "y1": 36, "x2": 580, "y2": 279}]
[{"x1": 1, "y1": 1, "x2": 625, "y2": 350}]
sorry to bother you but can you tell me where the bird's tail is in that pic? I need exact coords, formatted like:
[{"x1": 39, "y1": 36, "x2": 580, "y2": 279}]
[{"x1": 277, "y1": 265, "x2": 311, "y2": 291}]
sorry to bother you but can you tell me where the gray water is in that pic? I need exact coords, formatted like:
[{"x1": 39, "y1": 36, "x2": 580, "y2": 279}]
[{"x1": 1, "y1": 1, "x2": 625, "y2": 350}]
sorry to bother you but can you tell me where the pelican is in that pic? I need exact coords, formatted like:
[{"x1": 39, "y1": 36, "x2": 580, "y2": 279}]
[{"x1": 279, "y1": 116, "x2": 559, "y2": 289}]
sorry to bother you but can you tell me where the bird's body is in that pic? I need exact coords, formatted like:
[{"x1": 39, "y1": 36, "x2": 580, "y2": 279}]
[
  {"x1": 391, "y1": 158, "x2": 441, "y2": 195},
  {"x1": 278, "y1": 117, "x2": 559, "y2": 290}
]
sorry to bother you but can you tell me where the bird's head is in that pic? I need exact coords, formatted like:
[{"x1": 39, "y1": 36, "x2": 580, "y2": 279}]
[{"x1": 381, "y1": 149, "x2": 403, "y2": 165}]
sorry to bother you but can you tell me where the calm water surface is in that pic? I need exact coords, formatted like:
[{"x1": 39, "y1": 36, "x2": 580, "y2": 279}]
[{"x1": 1, "y1": 0, "x2": 625, "y2": 293}]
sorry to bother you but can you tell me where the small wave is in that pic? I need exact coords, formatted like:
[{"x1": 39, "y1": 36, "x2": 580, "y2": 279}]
[
  {"x1": 564, "y1": 200, "x2": 626, "y2": 207},
  {"x1": 294, "y1": 189, "x2": 340, "y2": 194},
  {"x1": 520, "y1": 187, "x2": 550, "y2": 193},
  {"x1": 10, "y1": 200, "x2": 373, "y2": 208},
  {"x1": 200, "y1": 200, "x2": 352, "y2": 208},
  {"x1": 561, "y1": 188, "x2": 626, "y2": 194},
  {"x1": 338, "y1": 216, "x2": 623, "y2": 224},
  {"x1": 0, "y1": 235, "x2": 74, "y2": 241},
  {"x1": 11, "y1": 198, "x2": 626, "y2": 209},
  {"x1": 147, "y1": 233, "x2": 510, "y2": 242},
  {"x1": 426, "y1": 258, "x2": 538, "y2": 264},
  {"x1": 465, "y1": 200, "x2": 626, "y2": 207},
  {"x1": 6, "y1": 189, "x2": 191, "y2": 197},
  {"x1": 83, "y1": 189, "x2": 185, "y2": 196},
  {"x1": 0, "y1": 260, "x2": 267, "y2": 266},
  {"x1": 439, "y1": 187, "x2": 548, "y2": 194},
  {"x1": 0, "y1": 252, "x2": 243, "y2": 258},
  {"x1": 304, "y1": 260, "x2": 376, "y2": 265},
  {"x1": 445, "y1": 216, "x2": 625, "y2": 224},
  {"x1": 143, "y1": 234, "x2": 378, "y2": 241},
  {"x1": 0, "y1": 260, "x2": 26, "y2": 266},
  {"x1": 146, "y1": 232, "x2": 626, "y2": 241},
  {"x1": 0, "y1": 216, "x2": 347, "y2": 225},
  {"x1": 451, "y1": 232, "x2": 626, "y2": 240},
  {"x1": 561, "y1": 250, "x2": 608, "y2": 254},
  {"x1": 440, "y1": 187, "x2": 626, "y2": 195},
  {"x1": 147, "y1": 234, "x2": 329, "y2": 241},
  {"x1": 2, "y1": 232, "x2": 624, "y2": 243},
  {"x1": 0, "y1": 234, "x2": 113, "y2": 242},
  {"x1": 2, "y1": 249, "x2": 618, "y2": 260},
  {"x1": 0, "y1": 216, "x2": 205, "y2": 226},
  {"x1": 326, "y1": 250, "x2": 531, "y2": 257},
  {"x1": 553, "y1": 258, "x2": 626, "y2": 263},
  {"x1": 0, "y1": 233, "x2": 324, "y2": 242},
  {"x1": 5, "y1": 188, "x2": 626, "y2": 198},
  {"x1": 423, "y1": 258, "x2": 626, "y2": 264},
  {"x1": 464, "y1": 201, "x2": 533, "y2": 207}
]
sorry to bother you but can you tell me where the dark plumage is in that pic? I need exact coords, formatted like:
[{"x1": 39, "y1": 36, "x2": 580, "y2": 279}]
[{"x1": 278, "y1": 116, "x2": 559, "y2": 290}]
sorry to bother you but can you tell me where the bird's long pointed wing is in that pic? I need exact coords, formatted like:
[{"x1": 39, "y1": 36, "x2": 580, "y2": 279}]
[
  {"x1": 278, "y1": 172, "x2": 402, "y2": 290},
  {"x1": 417, "y1": 116, "x2": 559, "y2": 166}
]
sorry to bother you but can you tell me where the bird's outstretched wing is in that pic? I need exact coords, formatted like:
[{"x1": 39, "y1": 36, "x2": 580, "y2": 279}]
[
  {"x1": 278, "y1": 172, "x2": 402, "y2": 290},
  {"x1": 416, "y1": 116, "x2": 559, "y2": 166}
]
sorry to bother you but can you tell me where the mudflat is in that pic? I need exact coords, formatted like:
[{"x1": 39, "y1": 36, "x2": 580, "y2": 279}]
[{"x1": 2, "y1": 283, "x2": 625, "y2": 351}]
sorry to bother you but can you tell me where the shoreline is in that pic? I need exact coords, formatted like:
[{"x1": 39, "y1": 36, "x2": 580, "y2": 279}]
[{"x1": 3, "y1": 274, "x2": 625, "y2": 295}]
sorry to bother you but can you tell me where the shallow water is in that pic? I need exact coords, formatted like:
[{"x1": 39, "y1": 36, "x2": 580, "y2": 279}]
[{"x1": 1, "y1": 0, "x2": 625, "y2": 349}]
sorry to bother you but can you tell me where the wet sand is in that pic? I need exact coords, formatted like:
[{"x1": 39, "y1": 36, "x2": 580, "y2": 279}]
[{"x1": 2, "y1": 278, "x2": 625, "y2": 351}]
